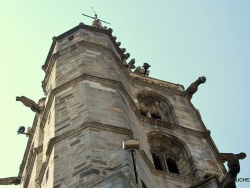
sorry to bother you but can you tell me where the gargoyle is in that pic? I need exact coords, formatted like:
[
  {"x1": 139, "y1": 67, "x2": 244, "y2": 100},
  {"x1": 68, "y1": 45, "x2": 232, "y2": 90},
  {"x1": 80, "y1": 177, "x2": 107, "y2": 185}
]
[
  {"x1": 0, "y1": 177, "x2": 20, "y2": 185},
  {"x1": 16, "y1": 96, "x2": 43, "y2": 113},
  {"x1": 219, "y1": 152, "x2": 246, "y2": 188},
  {"x1": 183, "y1": 76, "x2": 206, "y2": 100}
]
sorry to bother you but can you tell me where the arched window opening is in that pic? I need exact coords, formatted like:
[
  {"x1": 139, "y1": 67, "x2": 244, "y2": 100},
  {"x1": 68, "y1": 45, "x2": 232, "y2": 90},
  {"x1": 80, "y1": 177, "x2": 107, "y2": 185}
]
[
  {"x1": 166, "y1": 158, "x2": 179, "y2": 174},
  {"x1": 137, "y1": 93, "x2": 178, "y2": 124},
  {"x1": 152, "y1": 153, "x2": 163, "y2": 171},
  {"x1": 148, "y1": 133, "x2": 195, "y2": 177}
]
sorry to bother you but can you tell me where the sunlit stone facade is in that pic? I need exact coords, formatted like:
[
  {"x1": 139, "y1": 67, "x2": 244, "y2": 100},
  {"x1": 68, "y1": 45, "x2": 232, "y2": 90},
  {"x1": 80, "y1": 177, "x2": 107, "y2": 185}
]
[{"x1": 18, "y1": 23, "x2": 226, "y2": 188}]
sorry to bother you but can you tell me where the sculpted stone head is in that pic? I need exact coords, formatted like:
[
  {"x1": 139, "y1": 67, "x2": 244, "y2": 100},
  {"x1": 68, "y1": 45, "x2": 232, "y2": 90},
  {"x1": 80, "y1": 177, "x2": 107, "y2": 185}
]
[{"x1": 199, "y1": 76, "x2": 206, "y2": 83}]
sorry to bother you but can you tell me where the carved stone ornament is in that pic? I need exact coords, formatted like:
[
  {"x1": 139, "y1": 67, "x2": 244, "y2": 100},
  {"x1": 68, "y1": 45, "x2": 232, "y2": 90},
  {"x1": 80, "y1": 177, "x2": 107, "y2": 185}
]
[
  {"x1": 183, "y1": 76, "x2": 206, "y2": 100},
  {"x1": 219, "y1": 152, "x2": 246, "y2": 188},
  {"x1": 16, "y1": 96, "x2": 43, "y2": 113}
]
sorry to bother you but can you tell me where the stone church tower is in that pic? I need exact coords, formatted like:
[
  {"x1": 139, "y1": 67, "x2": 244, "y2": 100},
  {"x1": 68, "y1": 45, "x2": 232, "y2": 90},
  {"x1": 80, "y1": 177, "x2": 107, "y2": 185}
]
[{"x1": 0, "y1": 20, "x2": 246, "y2": 188}]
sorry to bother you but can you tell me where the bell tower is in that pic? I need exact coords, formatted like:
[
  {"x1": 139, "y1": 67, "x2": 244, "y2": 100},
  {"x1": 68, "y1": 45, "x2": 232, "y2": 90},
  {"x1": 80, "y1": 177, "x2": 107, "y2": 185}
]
[{"x1": 0, "y1": 21, "x2": 246, "y2": 188}]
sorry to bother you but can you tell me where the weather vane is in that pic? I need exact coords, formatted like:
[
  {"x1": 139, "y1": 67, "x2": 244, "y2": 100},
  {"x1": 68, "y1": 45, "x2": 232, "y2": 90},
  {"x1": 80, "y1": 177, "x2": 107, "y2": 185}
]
[{"x1": 82, "y1": 7, "x2": 111, "y2": 27}]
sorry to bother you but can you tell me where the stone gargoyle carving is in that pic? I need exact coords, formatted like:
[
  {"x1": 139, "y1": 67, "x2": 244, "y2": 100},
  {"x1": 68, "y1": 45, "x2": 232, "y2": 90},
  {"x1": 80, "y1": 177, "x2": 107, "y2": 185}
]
[
  {"x1": 219, "y1": 152, "x2": 246, "y2": 188},
  {"x1": 0, "y1": 177, "x2": 20, "y2": 185},
  {"x1": 183, "y1": 76, "x2": 206, "y2": 100},
  {"x1": 16, "y1": 96, "x2": 43, "y2": 113}
]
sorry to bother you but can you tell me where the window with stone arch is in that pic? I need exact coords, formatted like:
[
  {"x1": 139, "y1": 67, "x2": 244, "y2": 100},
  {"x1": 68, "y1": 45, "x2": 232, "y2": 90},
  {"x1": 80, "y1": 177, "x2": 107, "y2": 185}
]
[
  {"x1": 148, "y1": 133, "x2": 195, "y2": 177},
  {"x1": 137, "y1": 92, "x2": 178, "y2": 124}
]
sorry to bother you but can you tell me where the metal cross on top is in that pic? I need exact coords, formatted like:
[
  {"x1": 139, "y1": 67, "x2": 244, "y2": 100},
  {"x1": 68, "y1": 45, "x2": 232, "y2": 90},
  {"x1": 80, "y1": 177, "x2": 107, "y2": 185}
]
[{"x1": 82, "y1": 7, "x2": 111, "y2": 27}]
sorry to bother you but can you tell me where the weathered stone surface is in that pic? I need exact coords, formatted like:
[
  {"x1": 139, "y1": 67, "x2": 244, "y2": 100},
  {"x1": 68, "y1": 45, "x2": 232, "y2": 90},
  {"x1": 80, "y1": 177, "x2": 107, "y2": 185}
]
[{"x1": 18, "y1": 24, "x2": 227, "y2": 188}]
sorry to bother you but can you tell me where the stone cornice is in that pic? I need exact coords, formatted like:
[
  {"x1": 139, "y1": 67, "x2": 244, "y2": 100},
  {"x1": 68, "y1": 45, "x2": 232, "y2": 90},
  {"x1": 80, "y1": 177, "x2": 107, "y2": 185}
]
[
  {"x1": 38, "y1": 121, "x2": 134, "y2": 184},
  {"x1": 140, "y1": 117, "x2": 205, "y2": 137},
  {"x1": 130, "y1": 73, "x2": 184, "y2": 95}
]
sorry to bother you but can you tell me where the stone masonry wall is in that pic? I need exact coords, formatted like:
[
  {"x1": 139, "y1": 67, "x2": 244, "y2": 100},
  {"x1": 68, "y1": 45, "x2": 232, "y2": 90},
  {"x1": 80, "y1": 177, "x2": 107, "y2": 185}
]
[{"x1": 20, "y1": 25, "x2": 224, "y2": 188}]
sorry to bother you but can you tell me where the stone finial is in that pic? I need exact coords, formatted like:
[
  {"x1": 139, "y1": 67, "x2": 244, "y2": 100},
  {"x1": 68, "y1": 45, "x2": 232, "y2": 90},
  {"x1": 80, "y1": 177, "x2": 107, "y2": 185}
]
[
  {"x1": 107, "y1": 28, "x2": 113, "y2": 33},
  {"x1": 121, "y1": 53, "x2": 130, "y2": 61},
  {"x1": 183, "y1": 76, "x2": 206, "y2": 100},
  {"x1": 41, "y1": 65, "x2": 46, "y2": 72},
  {"x1": 117, "y1": 42, "x2": 121, "y2": 46},
  {"x1": 120, "y1": 48, "x2": 126, "y2": 53},
  {"x1": 92, "y1": 19, "x2": 102, "y2": 28},
  {"x1": 52, "y1": 37, "x2": 58, "y2": 42},
  {"x1": 16, "y1": 96, "x2": 43, "y2": 113},
  {"x1": 219, "y1": 152, "x2": 246, "y2": 188},
  {"x1": 127, "y1": 59, "x2": 136, "y2": 69},
  {"x1": 205, "y1": 130, "x2": 211, "y2": 137}
]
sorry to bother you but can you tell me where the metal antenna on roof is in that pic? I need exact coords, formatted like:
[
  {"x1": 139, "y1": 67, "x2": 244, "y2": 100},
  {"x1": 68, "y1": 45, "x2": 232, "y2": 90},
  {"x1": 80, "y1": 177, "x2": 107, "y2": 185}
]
[
  {"x1": 82, "y1": 7, "x2": 111, "y2": 27},
  {"x1": 91, "y1": 7, "x2": 98, "y2": 19}
]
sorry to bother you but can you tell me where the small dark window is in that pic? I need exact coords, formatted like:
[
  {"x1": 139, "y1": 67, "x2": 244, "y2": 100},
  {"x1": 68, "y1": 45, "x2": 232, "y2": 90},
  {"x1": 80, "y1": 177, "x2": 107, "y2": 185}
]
[
  {"x1": 151, "y1": 113, "x2": 161, "y2": 119},
  {"x1": 68, "y1": 35, "x2": 74, "y2": 41},
  {"x1": 152, "y1": 153, "x2": 163, "y2": 171},
  {"x1": 166, "y1": 158, "x2": 179, "y2": 174},
  {"x1": 141, "y1": 180, "x2": 148, "y2": 188}
]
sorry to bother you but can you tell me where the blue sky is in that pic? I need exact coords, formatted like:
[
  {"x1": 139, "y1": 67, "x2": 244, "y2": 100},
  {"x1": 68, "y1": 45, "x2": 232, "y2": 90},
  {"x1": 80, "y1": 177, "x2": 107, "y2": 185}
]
[{"x1": 0, "y1": 1, "x2": 249, "y2": 187}]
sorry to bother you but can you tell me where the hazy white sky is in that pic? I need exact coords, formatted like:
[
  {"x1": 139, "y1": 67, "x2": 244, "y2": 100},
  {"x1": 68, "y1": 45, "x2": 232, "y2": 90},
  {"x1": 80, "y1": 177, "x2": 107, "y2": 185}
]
[{"x1": 0, "y1": 1, "x2": 249, "y2": 187}]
